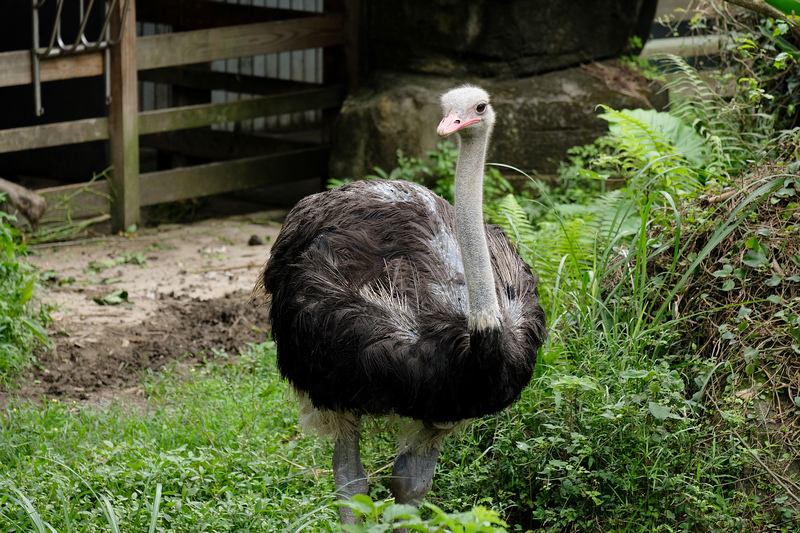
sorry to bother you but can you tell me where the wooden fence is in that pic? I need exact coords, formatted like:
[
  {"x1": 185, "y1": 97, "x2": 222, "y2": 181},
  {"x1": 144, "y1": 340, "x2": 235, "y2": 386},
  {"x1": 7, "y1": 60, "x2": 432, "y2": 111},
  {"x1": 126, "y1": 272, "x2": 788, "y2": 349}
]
[{"x1": 0, "y1": 0, "x2": 357, "y2": 231}]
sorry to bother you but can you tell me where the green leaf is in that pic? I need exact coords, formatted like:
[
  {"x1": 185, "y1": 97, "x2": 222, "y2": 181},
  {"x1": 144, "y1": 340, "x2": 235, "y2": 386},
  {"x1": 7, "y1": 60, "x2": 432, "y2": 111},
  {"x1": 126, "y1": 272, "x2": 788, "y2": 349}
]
[
  {"x1": 346, "y1": 494, "x2": 376, "y2": 515},
  {"x1": 19, "y1": 276, "x2": 34, "y2": 306},
  {"x1": 764, "y1": 0, "x2": 800, "y2": 16},
  {"x1": 93, "y1": 290, "x2": 131, "y2": 306},
  {"x1": 712, "y1": 264, "x2": 733, "y2": 277},
  {"x1": 341, "y1": 525, "x2": 368, "y2": 533},
  {"x1": 382, "y1": 504, "x2": 420, "y2": 522},
  {"x1": 743, "y1": 346, "x2": 759, "y2": 364},
  {"x1": 766, "y1": 275, "x2": 782, "y2": 286},
  {"x1": 606, "y1": 108, "x2": 709, "y2": 167},
  {"x1": 21, "y1": 318, "x2": 48, "y2": 344},
  {"x1": 472, "y1": 505, "x2": 509, "y2": 527},
  {"x1": 719, "y1": 324, "x2": 735, "y2": 341},
  {"x1": 648, "y1": 402, "x2": 673, "y2": 420},
  {"x1": 550, "y1": 375, "x2": 599, "y2": 391},
  {"x1": 620, "y1": 369, "x2": 654, "y2": 379},
  {"x1": 743, "y1": 249, "x2": 769, "y2": 268},
  {"x1": 722, "y1": 279, "x2": 736, "y2": 291}
]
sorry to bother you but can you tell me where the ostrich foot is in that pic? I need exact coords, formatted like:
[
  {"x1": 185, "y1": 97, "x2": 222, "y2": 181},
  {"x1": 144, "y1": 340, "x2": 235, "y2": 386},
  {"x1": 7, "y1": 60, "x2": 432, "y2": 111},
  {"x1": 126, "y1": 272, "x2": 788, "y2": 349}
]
[
  {"x1": 390, "y1": 445, "x2": 440, "y2": 506},
  {"x1": 333, "y1": 432, "x2": 368, "y2": 524},
  {"x1": 390, "y1": 421, "x2": 456, "y2": 506}
]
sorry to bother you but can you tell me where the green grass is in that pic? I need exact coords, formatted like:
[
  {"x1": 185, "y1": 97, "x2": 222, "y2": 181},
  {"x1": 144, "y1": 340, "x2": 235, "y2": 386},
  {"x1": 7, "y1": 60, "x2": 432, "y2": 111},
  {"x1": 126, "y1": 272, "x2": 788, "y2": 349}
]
[
  {"x1": 0, "y1": 343, "x2": 345, "y2": 532},
  {"x1": 3, "y1": 336, "x2": 792, "y2": 532},
  {"x1": 0, "y1": 344, "x2": 536, "y2": 532}
]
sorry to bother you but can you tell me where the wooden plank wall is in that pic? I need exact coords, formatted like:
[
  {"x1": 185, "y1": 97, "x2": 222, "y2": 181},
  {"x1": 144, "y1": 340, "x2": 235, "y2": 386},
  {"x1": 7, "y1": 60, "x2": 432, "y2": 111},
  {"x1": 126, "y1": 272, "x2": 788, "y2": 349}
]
[{"x1": 0, "y1": 0, "x2": 356, "y2": 231}]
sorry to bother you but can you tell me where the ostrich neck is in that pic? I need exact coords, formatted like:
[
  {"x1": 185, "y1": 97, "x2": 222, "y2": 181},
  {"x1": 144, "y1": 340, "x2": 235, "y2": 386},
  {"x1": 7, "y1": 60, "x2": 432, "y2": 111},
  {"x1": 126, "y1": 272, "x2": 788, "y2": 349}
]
[{"x1": 454, "y1": 132, "x2": 501, "y2": 332}]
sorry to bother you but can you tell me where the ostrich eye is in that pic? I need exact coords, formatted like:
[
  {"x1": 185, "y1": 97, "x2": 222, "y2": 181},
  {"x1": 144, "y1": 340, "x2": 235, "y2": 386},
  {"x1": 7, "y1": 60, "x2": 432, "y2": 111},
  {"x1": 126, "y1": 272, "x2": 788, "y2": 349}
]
[{"x1": 476, "y1": 103, "x2": 487, "y2": 114}]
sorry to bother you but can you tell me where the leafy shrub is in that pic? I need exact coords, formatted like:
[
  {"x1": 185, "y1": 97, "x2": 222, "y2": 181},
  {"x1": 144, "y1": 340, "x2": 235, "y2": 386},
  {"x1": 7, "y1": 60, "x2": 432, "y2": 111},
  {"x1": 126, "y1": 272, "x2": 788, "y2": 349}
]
[
  {"x1": 0, "y1": 201, "x2": 50, "y2": 382},
  {"x1": 714, "y1": 1, "x2": 800, "y2": 129},
  {"x1": 340, "y1": 495, "x2": 509, "y2": 532}
]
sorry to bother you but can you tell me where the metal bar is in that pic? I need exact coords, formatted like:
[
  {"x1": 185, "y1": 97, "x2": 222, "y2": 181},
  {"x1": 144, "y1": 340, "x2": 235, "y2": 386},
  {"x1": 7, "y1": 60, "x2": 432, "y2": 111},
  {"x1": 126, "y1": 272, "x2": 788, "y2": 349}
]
[
  {"x1": 30, "y1": 0, "x2": 43, "y2": 115},
  {"x1": 30, "y1": 0, "x2": 132, "y2": 115},
  {"x1": 106, "y1": 0, "x2": 131, "y2": 47},
  {"x1": 35, "y1": 0, "x2": 131, "y2": 57},
  {"x1": 104, "y1": 0, "x2": 112, "y2": 104},
  {"x1": 104, "y1": 47, "x2": 112, "y2": 104},
  {"x1": 92, "y1": 0, "x2": 118, "y2": 49},
  {"x1": 69, "y1": 0, "x2": 96, "y2": 52},
  {"x1": 49, "y1": 0, "x2": 69, "y2": 54}
]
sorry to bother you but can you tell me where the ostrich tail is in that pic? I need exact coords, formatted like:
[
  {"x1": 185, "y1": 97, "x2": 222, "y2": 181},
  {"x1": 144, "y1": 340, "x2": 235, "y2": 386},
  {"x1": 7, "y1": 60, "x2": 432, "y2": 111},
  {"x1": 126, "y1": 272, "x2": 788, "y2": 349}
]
[
  {"x1": 396, "y1": 419, "x2": 467, "y2": 453},
  {"x1": 295, "y1": 388, "x2": 361, "y2": 441},
  {"x1": 249, "y1": 266, "x2": 272, "y2": 307}
]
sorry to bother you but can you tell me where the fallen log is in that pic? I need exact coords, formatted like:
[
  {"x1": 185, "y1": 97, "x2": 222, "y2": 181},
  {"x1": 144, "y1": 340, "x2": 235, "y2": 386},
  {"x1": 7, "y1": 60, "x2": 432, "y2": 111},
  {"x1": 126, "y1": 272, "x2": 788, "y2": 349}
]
[{"x1": 0, "y1": 177, "x2": 47, "y2": 229}]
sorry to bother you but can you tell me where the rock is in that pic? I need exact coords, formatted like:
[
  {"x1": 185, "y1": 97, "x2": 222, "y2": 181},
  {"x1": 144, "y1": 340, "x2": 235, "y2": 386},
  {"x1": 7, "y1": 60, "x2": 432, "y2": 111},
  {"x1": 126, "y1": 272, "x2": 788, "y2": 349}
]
[
  {"x1": 330, "y1": 76, "x2": 450, "y2": 181},
  {"x1": 365, "y1": 0, "x2": 658, "y2": 78},
  {"x1": 248, "y1": 235, "x2": 264, "y2": 246},
  {"x1": 329, "y1": 64, "x2": 666, "y2": 180}
]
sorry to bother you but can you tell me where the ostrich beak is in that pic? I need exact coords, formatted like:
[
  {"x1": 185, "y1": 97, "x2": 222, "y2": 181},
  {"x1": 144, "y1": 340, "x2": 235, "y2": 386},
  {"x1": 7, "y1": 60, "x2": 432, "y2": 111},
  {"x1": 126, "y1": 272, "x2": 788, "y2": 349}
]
[{"x1": 437, "y1": 112, "x2": 481, "y2": 137}]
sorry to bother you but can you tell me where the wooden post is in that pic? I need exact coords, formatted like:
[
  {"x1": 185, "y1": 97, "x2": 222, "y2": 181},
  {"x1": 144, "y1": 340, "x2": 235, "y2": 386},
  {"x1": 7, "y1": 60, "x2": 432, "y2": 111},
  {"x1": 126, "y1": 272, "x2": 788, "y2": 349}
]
[{"x1": 108, "y1": 0, "x2": 140, "y2": 233}]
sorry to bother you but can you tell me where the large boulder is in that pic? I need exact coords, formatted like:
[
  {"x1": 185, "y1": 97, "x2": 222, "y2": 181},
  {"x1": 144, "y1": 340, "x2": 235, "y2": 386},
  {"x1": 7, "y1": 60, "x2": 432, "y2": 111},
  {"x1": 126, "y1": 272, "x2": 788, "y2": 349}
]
[
  {"x1": 365, "y1": 0, "x2": 658, "y2": 77},
  {"x1": 329, "y1": 65, "x2": 666, "y2": 181}
]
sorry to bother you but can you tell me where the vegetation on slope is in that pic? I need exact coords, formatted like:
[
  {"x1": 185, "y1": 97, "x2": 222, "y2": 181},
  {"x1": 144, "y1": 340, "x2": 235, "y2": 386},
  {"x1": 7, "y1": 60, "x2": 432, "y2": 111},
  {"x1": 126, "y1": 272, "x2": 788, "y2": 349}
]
[{"x1": 0, "y1": 201, "x2": 50, "y2": 385}]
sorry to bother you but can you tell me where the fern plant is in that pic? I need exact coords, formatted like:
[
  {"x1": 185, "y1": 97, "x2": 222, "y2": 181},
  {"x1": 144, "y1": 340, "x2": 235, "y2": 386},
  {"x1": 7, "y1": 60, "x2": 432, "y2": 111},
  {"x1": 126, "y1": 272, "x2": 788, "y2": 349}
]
[
  {"x1": 659, "y1": 54, "x2": 775, "y2": 175},
  {"x1": 597, "y1": 105, "x2": 705, "y2": 194}
]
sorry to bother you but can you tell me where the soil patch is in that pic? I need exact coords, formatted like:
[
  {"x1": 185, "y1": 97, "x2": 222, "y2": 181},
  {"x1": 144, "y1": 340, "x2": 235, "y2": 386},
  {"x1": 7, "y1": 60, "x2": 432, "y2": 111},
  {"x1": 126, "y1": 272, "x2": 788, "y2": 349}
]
[{"x1": 1, "y1": 211, "x2": 283, "y2": 407}]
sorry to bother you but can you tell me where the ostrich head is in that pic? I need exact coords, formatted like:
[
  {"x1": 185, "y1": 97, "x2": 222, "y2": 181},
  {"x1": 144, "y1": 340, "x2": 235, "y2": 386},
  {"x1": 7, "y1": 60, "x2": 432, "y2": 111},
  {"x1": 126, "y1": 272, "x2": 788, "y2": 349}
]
[{"x1": 437, "y1": 85, "x2": 495, "y2": 139}]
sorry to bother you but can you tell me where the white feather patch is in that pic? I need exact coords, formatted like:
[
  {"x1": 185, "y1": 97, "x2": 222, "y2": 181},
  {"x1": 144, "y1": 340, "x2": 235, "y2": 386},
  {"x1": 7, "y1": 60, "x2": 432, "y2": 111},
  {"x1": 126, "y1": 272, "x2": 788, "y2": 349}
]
[{"x1": 358, "y1": 281, "x2": 420, "y2": 343}]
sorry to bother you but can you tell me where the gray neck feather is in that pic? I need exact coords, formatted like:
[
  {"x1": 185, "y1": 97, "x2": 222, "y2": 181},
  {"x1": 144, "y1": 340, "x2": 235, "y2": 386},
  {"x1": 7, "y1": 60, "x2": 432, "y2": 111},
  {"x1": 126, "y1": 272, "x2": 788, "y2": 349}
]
[{"x1": 454, "y1": 130, "x2": 501, "y2": 332}]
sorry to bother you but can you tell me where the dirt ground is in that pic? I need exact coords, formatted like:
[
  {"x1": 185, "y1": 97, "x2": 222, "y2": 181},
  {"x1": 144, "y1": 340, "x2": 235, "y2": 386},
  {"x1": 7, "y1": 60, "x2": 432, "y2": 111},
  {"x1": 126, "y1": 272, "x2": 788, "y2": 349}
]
[{"x1": 1, "y1": 209, "x2": 286, "y2": 407}]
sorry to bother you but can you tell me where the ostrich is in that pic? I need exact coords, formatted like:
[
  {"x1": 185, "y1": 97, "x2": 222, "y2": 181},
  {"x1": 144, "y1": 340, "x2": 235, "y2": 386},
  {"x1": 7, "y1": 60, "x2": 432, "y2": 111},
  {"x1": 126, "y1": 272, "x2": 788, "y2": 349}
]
[{"x1": 258, "y1": 85, "x2": 546, "y2": 524}]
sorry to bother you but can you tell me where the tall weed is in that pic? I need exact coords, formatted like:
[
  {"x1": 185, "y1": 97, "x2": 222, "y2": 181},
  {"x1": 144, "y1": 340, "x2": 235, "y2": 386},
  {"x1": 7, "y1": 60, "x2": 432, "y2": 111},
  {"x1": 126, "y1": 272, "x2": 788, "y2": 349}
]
[{"x1": 0, "y1": 200, "x2": 50, "y2": 383}]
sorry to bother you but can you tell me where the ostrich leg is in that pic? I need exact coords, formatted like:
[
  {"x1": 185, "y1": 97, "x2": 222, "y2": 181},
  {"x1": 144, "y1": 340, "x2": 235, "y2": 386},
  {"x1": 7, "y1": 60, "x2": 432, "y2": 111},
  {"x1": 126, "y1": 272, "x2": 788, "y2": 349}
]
[
  {"x1": 332, "y1": 418, "x2": 368, "y2": 524},
  {"x1": 391, "y1": 422, "x2": 456, "y2": 506}
]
